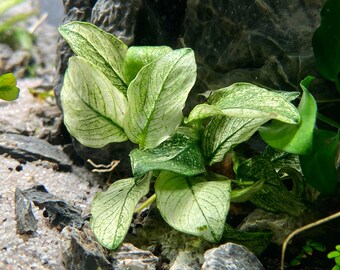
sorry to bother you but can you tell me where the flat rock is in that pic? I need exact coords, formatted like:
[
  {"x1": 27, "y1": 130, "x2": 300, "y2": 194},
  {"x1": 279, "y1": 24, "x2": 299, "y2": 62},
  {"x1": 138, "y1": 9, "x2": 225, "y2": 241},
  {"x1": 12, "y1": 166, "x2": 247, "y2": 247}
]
[
  {"x1": 202, "y1": 242, "x2": 264, "y2": 270},
  {"x1": 15, "y1": 187, "x2": 38, "y2": 234},
  {"x1": 0, "y1": 133, "x2": 72, "y2": 171},
  {"x1": 23, "y1": 185, "x2": 83, "y2": 229}
]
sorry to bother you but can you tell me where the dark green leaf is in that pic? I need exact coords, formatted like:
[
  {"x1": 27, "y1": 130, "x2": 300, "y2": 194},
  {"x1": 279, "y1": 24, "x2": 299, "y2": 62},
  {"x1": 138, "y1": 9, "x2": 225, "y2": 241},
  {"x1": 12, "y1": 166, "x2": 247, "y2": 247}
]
[
  {"x1": 259, "y1": 77, "x2": 317, "y2": 154},
  {"x1": 0, "y1": 73, "x2": 19, "y2": 101},
  {"x1": 130, "y1": 132, "x2": 205, "y2": 178},
  {"x1": 299, "y1": 129, "x2": 338, "y2": 194},
  {"x1": 237, "y1": 157, "x2": 306, "y2": 216},
  {"x1": 222, "y1": 224, "x2": 272, "y2": 255},
  {"x1": 312, "y1": 0, "x2": 340, "y2": 89}
]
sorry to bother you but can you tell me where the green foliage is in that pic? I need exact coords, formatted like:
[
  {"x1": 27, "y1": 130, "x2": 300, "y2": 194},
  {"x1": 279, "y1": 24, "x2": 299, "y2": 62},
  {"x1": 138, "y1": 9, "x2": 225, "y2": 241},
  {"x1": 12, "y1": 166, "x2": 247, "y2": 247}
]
[
  {"x1": 0, "y1": 73, "x2": 19, "y2": 101},
  {"x1": 290, "y1": 240, "x2": 326, "y2": 266},
  {"x1": 328, "y1": 245, "x2": 340, "y2": 270},
  {"x1": 0, "y1": 0, "x2": 34, "y2": 50},
  {"x1": 300, "y1": 129, "x2": 339, "y2": 194},
  {"x1": 259, "y1": 77, "x2": 317, "y2": 155},
  {"x1": 59, "y1": 22, "x2": 320, "y2": 250},
  {"x1": 312, "y1": 0, "x2": 340, "y2": 92}
]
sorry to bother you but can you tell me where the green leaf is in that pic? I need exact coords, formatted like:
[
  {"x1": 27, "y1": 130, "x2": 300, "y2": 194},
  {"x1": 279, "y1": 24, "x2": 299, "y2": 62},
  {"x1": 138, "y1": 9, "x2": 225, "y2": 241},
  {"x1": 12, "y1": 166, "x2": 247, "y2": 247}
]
[
  {"x1": 155, "y1": 171, "x2": 231, "y2": 243},
  {"x1": 300, "y1": 129, "x2": 338, "y2": 194},
  {"x1": 124, "y1": 48, "x2": 197, "y2": 148},
  {"x1": 237, "y1": 158, "x2": 306, "y2": 216},
  {"x1": 123, "y1": 46, "x2": 172, "y2": 85},
  {"x1": 202, "y1": 115, "x2": 268, "y2": 165},
  {"x1": 222, "y1": 224, "x2": 272, "y2": 255},
  {"x1": 130, "y1": 132, "x2": 205, "y2": 178},
  {"x1": 231, "y1": 179, "x2": 264, "y2": 203},
  {"x1": 61, "y1": 56, "x2": 128, "y2": 148},
  {"x1": 187, "y1": 83, "x2": 300, "y2": 124},
  {"x1": 0, "y1": 73, "x2": 19, "y2": 101},
  {"x1": 263, "y1": 147, "x2": 302, "y2": 173},
  {"x1": 312, "y1": 0, "x2": 340, "y2": 90},
  {"x1": 59, "y1": 22, "x2": 128, "y2": 94},
  {"x1": 328, "y1": 251, "x2": 340, "y2": 259},
  {"x1": 90, "y1": 174, "x2": 151, "y2": 250},
  {"x1": 259, "y1": 77, "x2": 317, "y2": 154}
]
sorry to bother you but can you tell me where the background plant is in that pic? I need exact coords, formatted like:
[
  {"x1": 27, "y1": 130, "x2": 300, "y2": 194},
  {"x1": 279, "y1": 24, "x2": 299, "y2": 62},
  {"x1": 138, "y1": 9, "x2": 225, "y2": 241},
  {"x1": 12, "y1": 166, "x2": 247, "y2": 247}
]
[
  {"x1": 59, "y1": 22, "x2": 328, "y2": 250},
  {"x1": 0, "y1": 73, "x2": 19, "y2": 101},
  {"x1": 0, "y1": 0, "x2": 35, "y2": 51},
  {"x1": 328, "y1": 245, "x2": 340, "y2": 270}
]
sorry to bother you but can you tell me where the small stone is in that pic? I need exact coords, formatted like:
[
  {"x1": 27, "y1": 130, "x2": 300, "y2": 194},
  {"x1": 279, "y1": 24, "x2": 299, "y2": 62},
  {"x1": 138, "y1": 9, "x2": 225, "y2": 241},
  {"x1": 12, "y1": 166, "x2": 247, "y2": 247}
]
[
  {"x1": 15, "y1": 187, "x2": 38, "y2": 234},
  {"x1": 170, "y1": 251, "x2": 200, "y2": 270},
  {"x1": 201, "y1": 242, "x2": 264, "y2": 270},
  {"x1": 112, "y1": 243, "x2": 159, "y2": 270}
]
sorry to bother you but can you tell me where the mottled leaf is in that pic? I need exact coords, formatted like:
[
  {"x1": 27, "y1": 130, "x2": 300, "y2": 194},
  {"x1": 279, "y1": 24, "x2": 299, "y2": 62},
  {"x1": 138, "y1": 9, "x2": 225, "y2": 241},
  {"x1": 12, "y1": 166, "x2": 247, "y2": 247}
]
[
  {"x1": 59, "y1": 22, "x2": 128, "y2": 94},
  {"x1": 61, "y1": 56, "x2": 128, "y2": 148},
  {"x1": 202, "y1": 115, "x2": 268, "y2": 165},
  {"x1": 124, "y1": 48, "x2": 196, "y2": 148},
  {"x1": 187, "y1": 83, "x2": 300, "y2": 124},
  {"x1": 130, "y1": 132, "x2": 205, "y2": 178},
  {"x1": 237, "y1": 157, "x2": 306, "y2": 216},
  {"x1": 90, "y1": 174, "x2": 151, "y2": 250},
  {"x1": 155, "y1": 171, "x2": 231, "y2": 242}
]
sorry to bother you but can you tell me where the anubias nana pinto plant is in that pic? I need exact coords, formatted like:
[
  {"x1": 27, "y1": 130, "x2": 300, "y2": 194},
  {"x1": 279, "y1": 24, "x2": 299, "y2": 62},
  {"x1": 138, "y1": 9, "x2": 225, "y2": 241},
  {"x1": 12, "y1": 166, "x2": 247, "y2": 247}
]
[{"x1": 58, "y1": 21, "x2": 338, "y2": 250}]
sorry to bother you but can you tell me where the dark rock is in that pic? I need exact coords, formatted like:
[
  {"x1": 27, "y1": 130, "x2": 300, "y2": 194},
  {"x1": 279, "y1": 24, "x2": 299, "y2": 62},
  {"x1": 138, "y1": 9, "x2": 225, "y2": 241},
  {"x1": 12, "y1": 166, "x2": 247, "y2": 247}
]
[
  {"x1": 15, "y1": 187, "x2": 38, "y2": 234},
  {"x1": 0, "y1": 133, "x2": 72, "y2": 171},
  {"x1": 111, "y1": 243, "x2": 159, "y2": 270},
  {"x1": 60, "y1": 224, "x2": 112, "y2": 270},
  {"x1": 201, "y1": 242, "x2": 264, "y2": 270},
  {"x1": 182, "y1": 0, "x2": 325, "y2": 98},
  {"x1": 91, "y1": 0, "x2": 142, "y2": 46},
  {"x1": 23, "y1": 185, "x2": 83, "y2": 229}
]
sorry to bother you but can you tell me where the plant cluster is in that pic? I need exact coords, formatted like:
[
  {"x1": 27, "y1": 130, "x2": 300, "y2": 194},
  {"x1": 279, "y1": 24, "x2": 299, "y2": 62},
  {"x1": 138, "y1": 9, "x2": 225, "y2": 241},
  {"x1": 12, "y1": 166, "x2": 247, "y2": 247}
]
[
  {"x1": 290, "y1": 240, "x2": 326, "y2": 266},
  {"x1": 58, "y1": 19, "x2": 339, "y2": 252},
  {"x1": 0, "y1": 0, "x2": 35, "y2": 50},
  {"x1": 328, "y1": 245, "x2": 340, "y2": 270}
]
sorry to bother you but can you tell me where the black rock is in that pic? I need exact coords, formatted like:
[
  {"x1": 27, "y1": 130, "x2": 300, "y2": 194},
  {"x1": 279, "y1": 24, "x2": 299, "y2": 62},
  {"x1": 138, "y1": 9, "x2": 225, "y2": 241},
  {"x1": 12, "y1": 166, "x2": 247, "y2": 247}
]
[
  {"x1": 23, "y1": 185, "x2": 83, "y2": 229},
  {"x1": 202, "y1": 242, "x2": 264, "y2": 270},
  {"x1": 91, "y1": 0, "x2": 142, "y2": 46},
  {"x1": 15, "y1": 187, "x2": 38, "y2": 234},
  {"x1": 60, "y1": 225, "x2": 112, "y2": 270},
  {"x1": 0, "y1": 133, "x2": 72, "y2": 171}
]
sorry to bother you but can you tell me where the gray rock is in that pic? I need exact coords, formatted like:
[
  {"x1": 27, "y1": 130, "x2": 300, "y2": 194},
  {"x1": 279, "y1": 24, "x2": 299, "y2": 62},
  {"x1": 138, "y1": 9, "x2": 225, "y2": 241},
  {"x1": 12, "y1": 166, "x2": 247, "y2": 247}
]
[
  {"x1": 238, "y1": 208, "x2": 315, "y2": 245},
  {"x1": 111, "y1": 243, "x2": 158, "y2": 270},
  {"x1": 91, "y1": 0, "x2": 142, "y2": 46},
  {"x1": 170, "y1": 251, "x2": 200, "y2": 270},
  {"x1": 60, "y1": 224, "x2": 112, "y2": 270},
  {"x1": 0, "y1": 133, "x2": 72, "y2": 171},
  {"x1": 15, "y1": 187, "x2": 38, "y2": 234},
  {"x1": 23, "y1": 185, "x2": 83, "y2": 229},
  {"x1": 202, "y1": 242, "x2": 264, "y2": 270}
]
